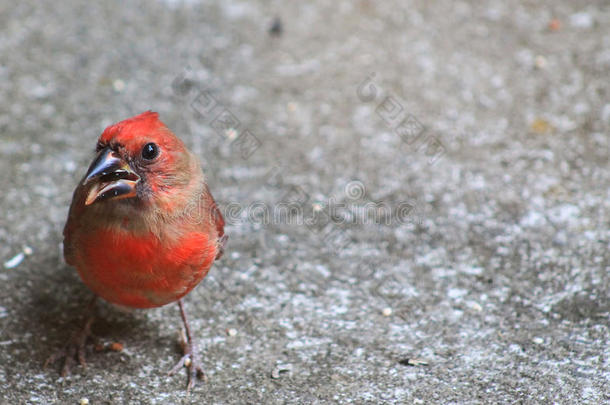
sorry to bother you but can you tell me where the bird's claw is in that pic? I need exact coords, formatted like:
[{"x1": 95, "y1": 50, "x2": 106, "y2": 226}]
[
  {"x1": 44, "y1": 316, "x2": 95, "y2": 376},
  {"x1": 168, "y1": 329, "x2": 206, "y2": 393},
  {"x1": 168, "y1": 352, "x2": 206, "y2": 392}
]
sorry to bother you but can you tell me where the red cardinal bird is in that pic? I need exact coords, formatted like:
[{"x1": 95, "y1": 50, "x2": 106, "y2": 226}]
[{"x1": 46, "y1": 111, "x2": 226, "y2": 391}]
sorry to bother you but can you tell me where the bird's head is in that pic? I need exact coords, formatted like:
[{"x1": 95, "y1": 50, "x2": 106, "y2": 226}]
[{"x1": 82, "y1": 111, "x2": 196, "y2": 207}]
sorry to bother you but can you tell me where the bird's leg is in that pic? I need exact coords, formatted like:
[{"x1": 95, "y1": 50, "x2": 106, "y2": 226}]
[
  {"x1": 168, "y1": 299, "x2": 205, "y2": 392},
  {"x1": 44, "y1": 296, "x2": 98, "y2": 376}
]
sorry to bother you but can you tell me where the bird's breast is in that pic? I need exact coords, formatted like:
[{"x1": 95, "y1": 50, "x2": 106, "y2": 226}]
[{"x1": 73, "y1": 226, "x2": 217, "y2": 308}]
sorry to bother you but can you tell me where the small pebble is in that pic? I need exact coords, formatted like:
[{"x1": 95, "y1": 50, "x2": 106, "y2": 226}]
[
  {"x1": 269, "y1": 17, "x2": 283, "y2": 36},
  {"x1": 3, "y1": 252, "x2": 25, "y2": 269},
  {"x1": 399, "y1": 358, "x2": 429, "y2": 366},
  {"x1": 23, "y1": 246, "x2": 33, "y2": 256},
  {"x1": 382, "y1": 307, "x2": 392, "y2": 316},
  {"x1": 269, "y1": 17, "x2": 284, "y2": 37},
  {"x1": 79, "y1": 399, "x2": 89, "y2": 405},
  {"x1": 548, "y1": 18, "x2": 561, "y2": 31},
  {"x1": 532, "y1": 337, "x2": 544, "y2": 345},
  {"x1": 530, "y1": 118, "x2": 551, "y2": 134},
  {"x1": 113, "y1": 79, "x2": 125, "y2": 92},
  {"x1": 534, "y1": 55, "x2": 547, "y2": 69},
  {"x1": 110, "y1": 342, "x2": 124, "y2": 352},
  {"x1": 271, "y1": 364, "x2": 293, "y2": 379},
  {"x1": 227, "y1": 328, "x2": 238, "y2": 337}
]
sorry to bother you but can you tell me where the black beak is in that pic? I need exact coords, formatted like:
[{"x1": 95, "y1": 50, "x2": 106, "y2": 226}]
[{"x1": 83, "y1": 147, "x2": 140, "y2": 205}]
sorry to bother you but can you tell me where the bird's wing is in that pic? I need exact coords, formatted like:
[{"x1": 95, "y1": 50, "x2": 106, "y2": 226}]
[{"x1": 201, "y1": 184, "x2": 227, "y2": 260}]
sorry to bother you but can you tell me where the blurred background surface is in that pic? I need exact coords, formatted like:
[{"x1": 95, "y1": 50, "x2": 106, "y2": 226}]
[{"x1": 0, "y1": 0, "x2": 608, "y2": 403}]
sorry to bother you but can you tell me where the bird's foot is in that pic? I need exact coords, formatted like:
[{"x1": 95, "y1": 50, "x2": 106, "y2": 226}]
[
  {"x1": 44, "y1": 315, "x2": 95, "y2": 376},
  {"x1": 168, "y1": 329, "x2": 206, "y2": 393}
]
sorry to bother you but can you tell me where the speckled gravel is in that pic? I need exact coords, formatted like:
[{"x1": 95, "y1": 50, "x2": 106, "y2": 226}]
[{"x1": 0, "y1": 0, "x2": 608, "y2": 403}]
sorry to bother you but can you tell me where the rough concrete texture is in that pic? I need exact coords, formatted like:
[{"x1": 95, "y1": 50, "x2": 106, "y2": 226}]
[{"x1": 1, "y1": 0, "x2": 609, "y2": 403}]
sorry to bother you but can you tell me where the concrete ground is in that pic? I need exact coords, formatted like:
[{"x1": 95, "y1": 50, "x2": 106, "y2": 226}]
[{"x1": 1, "y1": 0, "x2": 609, "y2": 403}]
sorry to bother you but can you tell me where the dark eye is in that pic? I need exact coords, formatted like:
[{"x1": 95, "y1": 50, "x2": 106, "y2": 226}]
[{"x1": 141, "y1": 142, "x2": 159, "y2": 160}]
